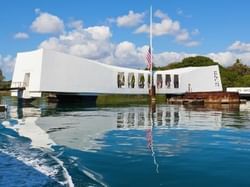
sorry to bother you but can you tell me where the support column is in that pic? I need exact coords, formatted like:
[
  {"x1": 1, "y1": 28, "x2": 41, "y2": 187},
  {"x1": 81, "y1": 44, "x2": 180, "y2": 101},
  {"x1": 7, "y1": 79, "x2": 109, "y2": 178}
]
[
  {"x1": 17, "y1": 89, "x2": 23, "y2": 108},
  {"x1": 149, "y1": 85, "x2": 156, "y2": 103}
]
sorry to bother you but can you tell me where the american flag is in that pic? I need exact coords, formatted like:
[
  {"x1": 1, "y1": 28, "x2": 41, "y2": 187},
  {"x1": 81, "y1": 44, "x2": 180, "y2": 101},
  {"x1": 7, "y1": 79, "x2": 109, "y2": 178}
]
[{"x1": 146, "y1": 47, "x2": 152, "y2": 70}]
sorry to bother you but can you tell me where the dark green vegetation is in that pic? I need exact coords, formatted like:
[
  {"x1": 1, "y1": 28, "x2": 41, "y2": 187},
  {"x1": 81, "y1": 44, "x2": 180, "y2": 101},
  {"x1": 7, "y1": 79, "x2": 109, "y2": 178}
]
[{"x1": 155, "y1": 56, "x2": 250, "y2": 90}]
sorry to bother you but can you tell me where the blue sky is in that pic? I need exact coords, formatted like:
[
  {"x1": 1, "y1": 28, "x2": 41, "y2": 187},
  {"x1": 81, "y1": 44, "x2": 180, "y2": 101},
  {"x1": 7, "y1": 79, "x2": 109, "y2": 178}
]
[{"x1": 1, "y1": 0, "x2": 250, "y2": 79}]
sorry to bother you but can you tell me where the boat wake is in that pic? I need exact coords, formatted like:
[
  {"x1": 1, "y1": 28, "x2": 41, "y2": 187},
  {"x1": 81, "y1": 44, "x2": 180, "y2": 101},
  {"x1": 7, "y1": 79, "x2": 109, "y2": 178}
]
[{"x1": 0, "y1": 121, "x2": 74, "y2": 187}]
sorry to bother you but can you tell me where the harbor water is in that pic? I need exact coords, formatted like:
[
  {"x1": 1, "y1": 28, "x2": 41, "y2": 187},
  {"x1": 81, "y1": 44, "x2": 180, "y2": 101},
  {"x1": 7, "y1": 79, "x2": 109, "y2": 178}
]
[{"x1": 0, "y1": 97, "x2": 250, "y2": 187}]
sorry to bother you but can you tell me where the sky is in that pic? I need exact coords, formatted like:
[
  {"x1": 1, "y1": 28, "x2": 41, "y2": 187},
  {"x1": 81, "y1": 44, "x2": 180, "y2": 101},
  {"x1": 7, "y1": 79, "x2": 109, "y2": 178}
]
[{"x1": 1, "y1": 0, "x2": 250, "y2": 80}]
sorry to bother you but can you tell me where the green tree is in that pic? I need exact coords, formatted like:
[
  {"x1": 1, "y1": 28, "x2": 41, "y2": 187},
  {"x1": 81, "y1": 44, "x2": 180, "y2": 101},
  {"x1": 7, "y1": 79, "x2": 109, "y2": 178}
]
[
  {"x1": 220, "y1": 67, "x2": 239, "y2": 89},
  {"x1": 181, "y1": 56, "x2": 217, "y2": 67},
  {"x1": 236, "y1": 74, "x2": 250, "y2": 87},
  {"x1": 157, "y1": 56, "x2": 218, "y2": 70},
  {"x1": 228, "y1": 58, "x2": 250, "y2": 75}
]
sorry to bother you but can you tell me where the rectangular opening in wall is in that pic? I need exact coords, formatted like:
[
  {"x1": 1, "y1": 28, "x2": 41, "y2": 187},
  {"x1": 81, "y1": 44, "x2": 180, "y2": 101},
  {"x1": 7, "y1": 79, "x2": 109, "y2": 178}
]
[
  {"x1": 174, "y1": 74, "x2": 179, "y2": 88},
  {"x1": 117, "y1": 72, "x2": 125, "y2": 88},
  {"x1": 128, "y1": 73, "x2": 135, "y2": 88},
  {"x1": 157, "y1": 74, "x2": 163, "y2": 89},
  {"x1": 165, "y1": 74, "x2": 171, "y2": 88},
  {"x1": 138, "y1": 73, "x2": 145, "y2": 88},
  {"x1": 24, "y1": 73, "x2": 30, "y2": 87}
]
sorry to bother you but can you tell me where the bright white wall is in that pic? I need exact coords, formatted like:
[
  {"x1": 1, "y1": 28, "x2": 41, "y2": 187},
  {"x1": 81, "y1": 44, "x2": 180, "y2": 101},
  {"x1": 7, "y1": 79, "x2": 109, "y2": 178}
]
[
  {"x1": 154, "y1": 68, "x2": 193, "y2": 94},
  {"x1": 40, "y1": 49, "x2": 150, "y2": 95},
  {"x1": 11, "y1": 49, "x2": 223, "y2": 98},
  {"x1": 11, "y1": 49, "x2": 43, "y2": 97},
  {"x1": 153, "y1": 65, "x2": 222, "y2": 94},
  {"x1": 180, "y1": 65, "x2": 222, "y2": 92}
]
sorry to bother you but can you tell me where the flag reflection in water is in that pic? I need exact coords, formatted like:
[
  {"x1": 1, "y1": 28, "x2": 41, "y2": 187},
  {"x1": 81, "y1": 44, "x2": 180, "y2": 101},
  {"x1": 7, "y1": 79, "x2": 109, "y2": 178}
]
[{"x1": 146, "y1": 108, "x2": 159, "y2": 173}]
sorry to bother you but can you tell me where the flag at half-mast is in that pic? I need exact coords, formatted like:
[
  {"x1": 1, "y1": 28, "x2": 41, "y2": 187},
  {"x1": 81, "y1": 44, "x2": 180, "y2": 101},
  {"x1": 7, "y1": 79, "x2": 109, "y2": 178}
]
[{"x1": 146, "y1": 47, "x2": 152, "y2": 69}]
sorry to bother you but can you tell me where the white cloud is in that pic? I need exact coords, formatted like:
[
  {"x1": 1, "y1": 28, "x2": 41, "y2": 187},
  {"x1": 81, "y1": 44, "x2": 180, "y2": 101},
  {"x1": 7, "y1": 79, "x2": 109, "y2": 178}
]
[
  {"x1": 205, "y1": 41, "x2": 250, "y2": 66},
  {"x1": 39, "y1": 37, "x2": 67, "y2": 52},
  {"x1": 39, "y1": 25, "x2": 113, "y2": 60},
  {"x1": 39, "y1": 23, "x2": 146, "y2": 68},
  {"x1": 6, "y1": 11, "x2": 250, "y2": 80},
  {"x1": 154, "y1": 50, "x2": 250, "y2": 67},
  {"x1": 0, "y1": 54, "x2": 16, "y2": 80},
  {"x1": 135, "y1": 9, "x2": 198, "y2": 47},
  {"x1": 34, "y1": 14, "x2": 250, "y2": 72},
  {"x1": 115, "y1": 41, "x2": 136, "y2": 58},
  {"x1": 134, "y1": 24, "x2": 147, "y2": 34},
  {"x1": 154, "y1": 10, "x2": 168, "y2": 19},
  {"x1": 154, "y1": 51, "x2": 196, "y2": 67},
  {"x1": 207, "y1": 52, "x2": 236, "y2": 66},
  {"x1": 86, "y1": 26, "x2": 112, "y2": 40},
  {"x1": 68, "y1": 20, "x2": 84, "y2": 30},
  {"x1": 236, "y1": 52, "x2": 250, "y2": 64},
  {"x1": 39, "y1": 21, "x2": 250, "y2": 70},
  {"x1": 155, "y1": 50, "x2": 250, "y2": 67},
  {"x1": 113, "y1": 42, "x2": 250, "y2": 68},
  {"x1": 112, "y1": 41, "x2": 146, "y2": 67},
  {"x1": 135, "y1": 15, "x2": 180, "y2": 36},
  {"x1": 228, "y1": 41, "x2": 250, "y2": 53},
  {"x1": 31, "y1": 11, "x2": 64, "y2": 34},
  {"x1": 116, "y1": 10, "x2": 144, "y2": 27},
  {"x1": 13, "y1": 32, "x2": 29, "y2": 39},
  {"x1": 176, "y1": 29, "x2": 189, "y2": 42},
  {"x1": 38, "y1": 24, "x2": 250, "y2": 69}
]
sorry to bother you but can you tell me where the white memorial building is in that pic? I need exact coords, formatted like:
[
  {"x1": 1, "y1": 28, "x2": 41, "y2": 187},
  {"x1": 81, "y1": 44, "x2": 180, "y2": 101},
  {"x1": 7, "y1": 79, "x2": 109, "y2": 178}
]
[{"x1": 11, "y1": 49, "x2": 222, "y2": 99}]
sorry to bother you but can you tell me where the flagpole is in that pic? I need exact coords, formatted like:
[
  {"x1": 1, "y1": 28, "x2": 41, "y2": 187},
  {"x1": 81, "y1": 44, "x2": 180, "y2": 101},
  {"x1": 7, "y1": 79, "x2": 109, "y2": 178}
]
[
  {"x1": 150, "y1": 6, "x2": 153, "y2": 86},
  {"x1": 150, "y1": 6, "x2": 156, "y2": 102}
]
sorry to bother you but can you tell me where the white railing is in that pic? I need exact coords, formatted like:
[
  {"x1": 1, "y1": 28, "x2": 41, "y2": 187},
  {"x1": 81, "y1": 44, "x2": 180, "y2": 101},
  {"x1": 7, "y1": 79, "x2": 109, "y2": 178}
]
[{"x1": 11, "y1": 82, "x2": 26, "y2": 88}]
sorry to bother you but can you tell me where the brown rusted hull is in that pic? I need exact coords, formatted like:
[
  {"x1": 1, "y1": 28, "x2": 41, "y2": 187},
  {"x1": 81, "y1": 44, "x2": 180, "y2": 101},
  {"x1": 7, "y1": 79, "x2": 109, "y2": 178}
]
[{"x1": 168, "y1": 91, "x2": 240, "y2": 104}]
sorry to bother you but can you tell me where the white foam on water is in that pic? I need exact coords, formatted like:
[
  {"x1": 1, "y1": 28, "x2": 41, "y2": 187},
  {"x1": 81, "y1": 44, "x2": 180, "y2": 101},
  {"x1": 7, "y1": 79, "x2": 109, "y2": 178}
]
[
  {"x1": 51, "y1": 154, "x2": 74, "y2": 187},
  {"x1": 81, "y1": 166, "x2": 107, "y2": 187},
  {"x1": 0, "y1": 147, "x2": 75, "y2": 186},
  {"x1": 1, "y1": 117, "x2": 75, "y2": 187},
  {"x1": 0, "y1": 148, "x2": 58, "y2": 178}
]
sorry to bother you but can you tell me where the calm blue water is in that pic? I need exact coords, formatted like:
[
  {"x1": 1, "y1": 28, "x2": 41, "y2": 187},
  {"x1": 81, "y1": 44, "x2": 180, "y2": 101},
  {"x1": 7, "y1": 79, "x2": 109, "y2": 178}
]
[{"x1": 0, "y1": 97, "x2": 250, "y2": 187}]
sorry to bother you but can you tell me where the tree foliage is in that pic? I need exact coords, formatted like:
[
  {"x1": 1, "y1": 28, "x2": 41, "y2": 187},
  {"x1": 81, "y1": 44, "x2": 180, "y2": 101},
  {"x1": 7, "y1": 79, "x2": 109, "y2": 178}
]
[
  {"x1": 156, "y1": 56, "x2": 217, "y2": 70},
  {"x1": 228, "y1": 59, "x2": 250, "y2": 75},
  {"x1": 222, "y1": 59, "x2": 250, "y2": 88}
]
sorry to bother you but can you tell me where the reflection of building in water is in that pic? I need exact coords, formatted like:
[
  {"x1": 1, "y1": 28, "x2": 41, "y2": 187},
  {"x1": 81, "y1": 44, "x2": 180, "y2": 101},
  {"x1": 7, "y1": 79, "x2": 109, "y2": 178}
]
[
  {"x1": 3, "y1": 104, "x2": 233, "y2": 154},
  {"x1": 240, "y1": 101, "x2": 250, "y2": 112},
  {"x1": 2, "y1": 106, "x2": 55, "y2": 149},
  {"x1": 116, "y1": 106, "x2": 223, "y2": 130},
  {"x1": 116, "y1": 107, "x2": 181, "y2": 129},
  {"x1": 6, "y1": 106, "x2": 118, "y2": 151}
]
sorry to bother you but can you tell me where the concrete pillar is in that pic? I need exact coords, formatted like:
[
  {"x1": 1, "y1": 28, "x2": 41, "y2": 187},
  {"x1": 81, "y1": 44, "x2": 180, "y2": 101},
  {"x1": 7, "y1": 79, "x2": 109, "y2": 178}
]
[
  {"x1": 149, "y1": 85, "x2": 156, "y2": 103},
  {"x1": 17, "y1": 89, "x2": 23, "y2": 108}
]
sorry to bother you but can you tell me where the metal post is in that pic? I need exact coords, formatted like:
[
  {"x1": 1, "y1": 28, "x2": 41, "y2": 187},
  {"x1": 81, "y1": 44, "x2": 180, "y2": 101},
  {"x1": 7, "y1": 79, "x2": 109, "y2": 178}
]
[{"x1": 150, "y1": 6, "x2": 156, "y2": 103}]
